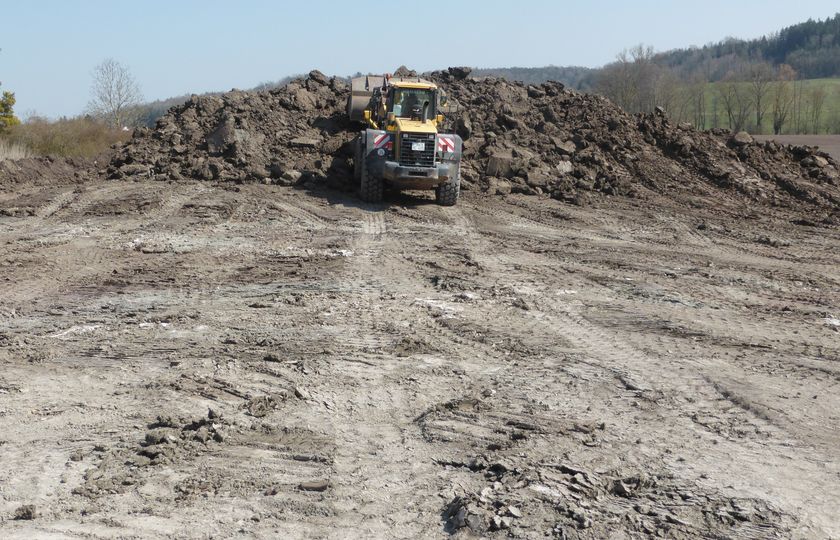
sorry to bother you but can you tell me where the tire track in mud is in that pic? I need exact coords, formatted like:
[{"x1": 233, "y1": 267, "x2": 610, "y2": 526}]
[
  {"x1": 34, "y1": 188, "x2": 79, "y2": 219},
  {"x1": 3, "y1": 183, "x2": 839, "y2": 537},
  {"x1": 323, "y1": 206, "x2": 443, "y2": 536},
  {"x1": 0, "y1": 186, "x2": 81, "y2": 244},
  {"x1": 403, "y1": 198, "x2": 834, "y2": 536},
  {"x1": 320, "y1": 201, "x2": 530, "y2": 536},
  {"x1": 0, "y1": 182, "x2": 215, "y2": 332},
  {"x1": 519, "y1": 299, "x2": 838, "y2": 535}
]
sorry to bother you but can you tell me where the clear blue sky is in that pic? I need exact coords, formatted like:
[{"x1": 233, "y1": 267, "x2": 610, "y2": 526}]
[{"x1": 1, "y1": 0, "x2": 838, "y2": 118}]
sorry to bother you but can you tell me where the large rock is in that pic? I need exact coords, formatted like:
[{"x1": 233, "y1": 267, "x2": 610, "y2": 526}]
[
  {"x1": 486, "y1": 154, "x2": 514, "y2": 178},
  {"x1": 802, "y1": 155, "x2": 829, "y2": 168},
  {"x1": 526, "y1": 168, "x2": 554, "y2": 188},
  {"x1": 206, "y1": 116, "x2": 236, "y2": 155},
  {"x1": 556, "y1": 161, "x2": 574, "y2": 175},
  {"x1": 731, "y1": 131, "x2": 754, "y2": 146},
  {"x1": 290, "y1": 137, "x2": 322, "y2": 148},
  {"x1": 552, "y1": 138, "x2": 577, "y2": 155},
  {"x1": 307, "y1": 70, "x2": 329, "y2": 85},
  {"x1": 293, "y1": 88, "x2": 318, "y2": 111},
  {"x1": 448, "y1": 66, "x2": 472, "y2": 80},
  {"x1": 486, "y1": 177, "x2": 512, "y2": 195}
]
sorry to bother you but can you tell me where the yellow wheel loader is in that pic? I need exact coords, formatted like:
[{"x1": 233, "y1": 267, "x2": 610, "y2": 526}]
[{"x1": 347, "y1": 74, "x2": 462, "y2": 205}]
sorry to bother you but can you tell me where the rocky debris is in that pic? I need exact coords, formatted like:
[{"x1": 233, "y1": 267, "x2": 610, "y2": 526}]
[
  {"x1": 245, "y1": 395, "x2": 280, "y2": 417},
  {"x1": 136, "y1": 412, "x2": 225, "y2": 464},
  {"x1": 107, "y1": 70, "x2": 354, "y2": 187},
  {"x1": 392, "y1": 335, "x2": 433, "y2": 357},
  {"x1": 106, "y1": 67, "x2": 840, "y2": 217},
  {"x1": 441, "y1": 461, "x2": 792, "y2": 538},
  {"x1": 72, "y1": 410, "x2": 229, "y2": 499},
  {"x1": 13, "y1": 504, "x2": 37, "y2": 520},
  {"x1": 443, "y1": 496, "x2": 486, "y2": 533}
]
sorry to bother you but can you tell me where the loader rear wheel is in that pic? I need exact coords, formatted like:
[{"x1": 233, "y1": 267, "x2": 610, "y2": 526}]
[
  {"x1": 359, "y1": 155, "x2": 383, "y2": 203},
  {"x1": 353, "y1": 137, "x2": 362, "y2": 182},
  {"x1": 435, "y1": 170, "x2": 460, "y2": 206}
]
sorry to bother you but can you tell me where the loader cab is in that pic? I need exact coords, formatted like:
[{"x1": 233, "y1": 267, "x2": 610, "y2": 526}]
[
  {"x1": 390, "y1": 87, "x2": 436, "y2": 120},
  {"x1": 379, "y1": 82, "x2": 446, "y2": 131}
]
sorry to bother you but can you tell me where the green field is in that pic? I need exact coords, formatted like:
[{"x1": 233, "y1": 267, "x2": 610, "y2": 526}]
[{"x1": 695, "y1": 78, "x2": 840, "y2": 135}]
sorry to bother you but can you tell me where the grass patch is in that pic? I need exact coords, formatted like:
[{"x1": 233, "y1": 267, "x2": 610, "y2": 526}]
[{"x1": 0, "y1": 139, "x2": 33, "y2": 161}]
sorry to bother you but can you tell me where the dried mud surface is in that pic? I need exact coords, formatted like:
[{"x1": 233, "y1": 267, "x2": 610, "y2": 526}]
[{"x1": 0, "y1": 175, "x2": 838, "y2": 539}]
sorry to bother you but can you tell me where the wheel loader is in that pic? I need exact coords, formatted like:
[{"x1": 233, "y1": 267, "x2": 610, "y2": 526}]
[{"x1": 347, "y1": 74, "x2": 462, "y2": 205}]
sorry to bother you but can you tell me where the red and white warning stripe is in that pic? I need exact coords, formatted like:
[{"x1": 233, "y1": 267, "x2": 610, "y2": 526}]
[
  {"x1": 373, "y1": 133, "x2": 390, "y2": 149},
  {"x1": 437, "y1": 136, "x2": 455, "y2": 153}
]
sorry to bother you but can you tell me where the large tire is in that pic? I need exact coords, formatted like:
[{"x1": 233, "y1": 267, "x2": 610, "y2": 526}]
[
  {"x1": 353, "y1": 136, "x2": 362, "y2": 182},
  {"x1": 435, "y1": 169, "x2": 460, "y2": 206},
  {"x1": 359, "y1": 153, "x2": 383, "y2": 203}
]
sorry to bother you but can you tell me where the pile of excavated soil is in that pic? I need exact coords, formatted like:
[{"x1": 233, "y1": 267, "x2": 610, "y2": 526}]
[
  {"x1": 0, "y1": 157, "x2": 96, "y2": 187},
  {"x1": 429, "y1": 68, "x2": 840, "y2": 213},
  {"x1": 106, "y1": 67, "x2": 840, "y2": 217},
  {"x1": 107, "y1": 70, "x2": 354, "y2": 187}
]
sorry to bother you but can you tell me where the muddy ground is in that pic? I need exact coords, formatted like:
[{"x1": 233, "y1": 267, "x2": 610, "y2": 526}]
[{"x1": 0, "y1": 178, "x2": 838, "y2": 539}]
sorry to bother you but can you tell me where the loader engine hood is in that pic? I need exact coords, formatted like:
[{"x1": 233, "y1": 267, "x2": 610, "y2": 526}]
[{"x1": 394, "y1": 117, "x2": 438, "y2": 135}]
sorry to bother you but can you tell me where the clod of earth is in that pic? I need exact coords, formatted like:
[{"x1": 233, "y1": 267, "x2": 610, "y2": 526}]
[
  {"x1": 13, "y1": 505, "x2": 37, "y2": 520},
  {"x1": 298, "y1": 479, "x2": 330, "y2": 492}
]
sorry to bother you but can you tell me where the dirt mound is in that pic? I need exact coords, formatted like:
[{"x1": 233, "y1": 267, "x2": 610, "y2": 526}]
[
  {"x1": 109, "y1": 67, "x2": 840, "y2": 215},
  {"x1": 108, "y1": 70, "x2": 354, "y2": 186},
  {"x1": 430, "y1": 67, "x2": 840, "y2": 213},
  {"x1": 0, "y1": 156, "x2": 96, "y2": 187}
]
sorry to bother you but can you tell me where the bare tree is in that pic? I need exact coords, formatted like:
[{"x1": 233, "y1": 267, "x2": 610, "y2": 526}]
[
  {"x1": 793, "y1": 79, "x2": 806, "y2": 133},
  {"x1": 771, "y1": 64, "x2": 795, "y2": 135},
  {"x1": 596, "y1": 44, "x2": 661, "y2": 114},
  {"x1": 596, "y1": 50, "x2": 638, "y2": 112},
  {"x1": 718, "y1": 71, "x2": 752, "y2": 132},
  {"x1": 688, "y1": 75, "x2": 707, "y2": 128},
  {"x1": 809, "y1": 85, "x2": 827, "y2": 133},
  {"x1": 748, "y1": 63, "x2": 773, "y2": 133},
  {"x1": 654, "y1": 68, "x2": 682, "y2": 117},
  {"x1": 629, "y1": 45, "x2": 657, "y2": 113},
  {"x1": 88, "y1": 58, "x2": 142, "y2": 128},
  {"x1": 832, "y1": 89, "x2": 840, "y2": 134}
]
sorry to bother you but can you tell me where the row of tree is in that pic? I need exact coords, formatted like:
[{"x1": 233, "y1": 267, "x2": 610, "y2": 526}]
[{"x1": 596, "y1": 45, "x2": 838, "y2": 134}]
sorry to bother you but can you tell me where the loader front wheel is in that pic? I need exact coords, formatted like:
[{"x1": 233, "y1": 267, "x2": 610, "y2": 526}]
[
  {"x1": 359, "y1": 155, "x2": 383, "y2": 203},
  {"x1": 435, "y1": 170, "x2": 460, "y2": 206}
]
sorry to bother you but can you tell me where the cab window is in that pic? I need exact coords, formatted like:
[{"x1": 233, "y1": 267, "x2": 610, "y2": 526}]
[{"x1": 392, "y1": 89, "x2": 435, "y2": 119}]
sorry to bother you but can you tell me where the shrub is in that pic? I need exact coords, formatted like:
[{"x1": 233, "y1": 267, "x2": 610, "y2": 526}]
[{"x1": 2, "y1": 116, "x2": 131, "y2": 158}]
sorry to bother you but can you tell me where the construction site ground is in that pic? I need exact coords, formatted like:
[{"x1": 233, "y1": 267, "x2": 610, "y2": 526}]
[{"x1": 0, "y1": 178, "x2": 838, "y2": 539}]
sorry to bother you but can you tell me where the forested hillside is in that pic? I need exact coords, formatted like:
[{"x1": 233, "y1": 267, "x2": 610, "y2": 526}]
[{"x1": 657, "y1": 14, "x2": 840, "y2": 81}]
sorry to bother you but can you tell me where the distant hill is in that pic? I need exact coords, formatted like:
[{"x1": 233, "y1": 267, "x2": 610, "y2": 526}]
[{"x1": 654, "y1": 13, "x2": 840, "y2": 80}]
